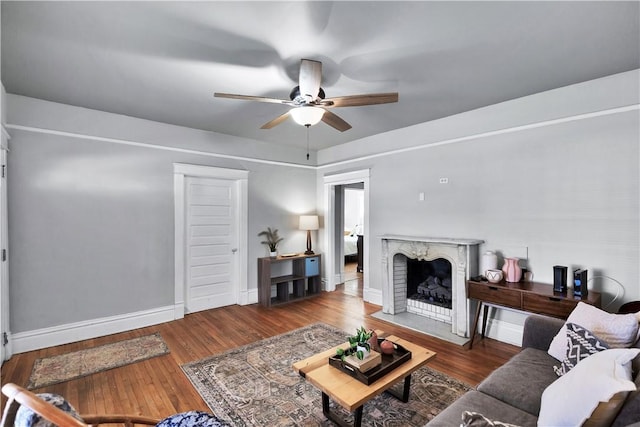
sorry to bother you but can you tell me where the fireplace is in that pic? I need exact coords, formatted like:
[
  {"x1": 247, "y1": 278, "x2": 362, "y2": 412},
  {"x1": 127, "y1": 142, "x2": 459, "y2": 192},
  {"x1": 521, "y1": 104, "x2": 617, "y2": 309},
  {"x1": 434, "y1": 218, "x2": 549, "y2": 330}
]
[
  {"x1": 407, "y1": 258, "x2": 453, "y2": 309},
  {"x1": 381, "y1": 236, "x2": 482, "y2": 338}
]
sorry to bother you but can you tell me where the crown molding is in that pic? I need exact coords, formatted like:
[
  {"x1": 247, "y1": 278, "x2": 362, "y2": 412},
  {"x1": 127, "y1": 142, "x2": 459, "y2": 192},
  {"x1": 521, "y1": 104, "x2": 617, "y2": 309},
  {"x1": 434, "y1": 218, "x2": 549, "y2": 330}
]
[{"x1": 6, "y1": 103, "x2": 637, "y2": 170}]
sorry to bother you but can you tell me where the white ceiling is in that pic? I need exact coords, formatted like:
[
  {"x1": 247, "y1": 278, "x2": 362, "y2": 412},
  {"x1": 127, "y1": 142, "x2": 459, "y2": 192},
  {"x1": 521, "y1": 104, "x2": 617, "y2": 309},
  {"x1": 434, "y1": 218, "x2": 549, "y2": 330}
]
[{"x1": 2, "y1": 1, "x2": 639, "y2": 151}]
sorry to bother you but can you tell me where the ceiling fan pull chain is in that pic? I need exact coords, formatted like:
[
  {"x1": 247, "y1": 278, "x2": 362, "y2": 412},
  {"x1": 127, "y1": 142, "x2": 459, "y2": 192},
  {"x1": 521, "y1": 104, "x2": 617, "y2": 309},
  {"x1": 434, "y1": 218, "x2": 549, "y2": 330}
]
[{"x1": 306, "y1": 124, "x2": 310, "y2": 160}]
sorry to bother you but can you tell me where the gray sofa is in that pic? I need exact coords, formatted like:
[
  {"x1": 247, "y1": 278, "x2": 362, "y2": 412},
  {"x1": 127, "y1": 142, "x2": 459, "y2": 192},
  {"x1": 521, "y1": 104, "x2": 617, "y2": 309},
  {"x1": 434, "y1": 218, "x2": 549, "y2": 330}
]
[{"x1": 428, "y1": 314, "x2": 640, "y2": 426}]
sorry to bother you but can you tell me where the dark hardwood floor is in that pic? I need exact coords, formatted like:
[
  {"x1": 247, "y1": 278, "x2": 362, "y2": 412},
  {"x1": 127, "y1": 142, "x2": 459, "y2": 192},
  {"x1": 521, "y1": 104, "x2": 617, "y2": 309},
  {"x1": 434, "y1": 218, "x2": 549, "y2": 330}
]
[{"x1": 1, "y1": 267, "x2": 519, "y2": 420}]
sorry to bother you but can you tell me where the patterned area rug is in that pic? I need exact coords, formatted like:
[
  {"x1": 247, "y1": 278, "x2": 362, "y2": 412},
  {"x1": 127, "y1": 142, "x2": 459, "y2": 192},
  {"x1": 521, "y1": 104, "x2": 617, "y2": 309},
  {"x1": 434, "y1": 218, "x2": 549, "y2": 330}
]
[
  {"x1": 28, "y1": 333, "x2": 169, "y2": 389},
  {"x1": 181, "y1": 323, "x2": 471, "y2": 426}
]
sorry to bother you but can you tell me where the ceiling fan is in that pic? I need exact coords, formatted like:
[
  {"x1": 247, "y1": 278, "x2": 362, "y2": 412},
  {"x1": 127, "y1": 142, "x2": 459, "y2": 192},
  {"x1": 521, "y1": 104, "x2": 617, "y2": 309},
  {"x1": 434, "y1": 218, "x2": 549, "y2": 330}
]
[{"x1": 214, "y1": 59, "x2": 398, "y2": 132}]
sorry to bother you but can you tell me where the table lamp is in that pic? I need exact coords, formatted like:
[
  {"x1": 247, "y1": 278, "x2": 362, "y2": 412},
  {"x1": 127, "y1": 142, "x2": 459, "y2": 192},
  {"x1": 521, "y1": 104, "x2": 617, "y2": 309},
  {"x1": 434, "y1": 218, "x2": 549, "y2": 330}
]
[{"x1": 299, "y1": 215, "x2": 319, "y2": 255}]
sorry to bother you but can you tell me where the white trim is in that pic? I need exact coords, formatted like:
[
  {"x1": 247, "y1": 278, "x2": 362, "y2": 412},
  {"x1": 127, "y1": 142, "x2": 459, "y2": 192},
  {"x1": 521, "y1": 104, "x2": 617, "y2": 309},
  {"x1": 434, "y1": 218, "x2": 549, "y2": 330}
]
[
  {"x1": 478, "y1": 302, "x2": 530, "y2": 346},
  {"x1": 174, "y1": 163, "x2": 250, "y2": 179},
  {"x1": 239, "y1": 288, "x2": 258, "y2": 306},
  {"x1": 6, "y1": 104, "x2": 637, "y2": 171},
  {"x1": 1, "y1": 124, "x2": 11, "y2": 143},
  {"x1": 11, "y1": 305, "x2": 177, "y2": 354},
  {"x1": 173, "y1": 163, "x2": 251, "y2": 317},
  {"x1": 323, "y1": 169, "x2": 370, "y2": 295},
  {"x1": 5, "y1": 124, "x2": 314, "y2": 170},
  {"x1": 0, "y1": 148, "x2": 9, "y2": 362},
  {"x1": 173, "y1": 172, "x2": 186, "y2": 319},
  {"x1": 323, "y1": 170, "x2": 372, "y2": 184},
  {"x1": 365, "y1": 288, "x2": 382, "y2": 306},
  {"x1": 236, "y1": 176, "x2": 250, "y2": 303},
  {"x1": 481, "y1": 316, "x2": 525, "y2": 347},
  {"x1": 317, "y1": 104, "x2": 640, "y2": 169}
]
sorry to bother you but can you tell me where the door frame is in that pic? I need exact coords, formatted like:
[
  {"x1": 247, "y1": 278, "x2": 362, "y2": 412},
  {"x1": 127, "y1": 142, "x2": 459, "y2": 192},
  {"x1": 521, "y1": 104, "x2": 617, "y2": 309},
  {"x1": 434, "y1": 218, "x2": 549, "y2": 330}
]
[
  {"x1": 323, "y1": 169, "x2": 370, "y2": 294},
  {"x1": 0, "y1": 144, "x2": 9, "y2": 362},
  {"x1": 173, "y1": 163, "x2": 248, "y2": 318}
]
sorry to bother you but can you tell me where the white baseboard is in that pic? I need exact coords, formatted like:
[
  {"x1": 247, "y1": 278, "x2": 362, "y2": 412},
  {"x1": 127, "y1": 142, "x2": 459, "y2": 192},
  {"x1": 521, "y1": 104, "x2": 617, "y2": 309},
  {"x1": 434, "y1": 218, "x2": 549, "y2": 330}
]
[
  {"x1": 480, "y1": 316, "x2": 524, "y2": 347},
  {"x1": 364, "y1": 288, "x2": 382, "y2": 306},
  {"x1": 9, "y1": 298, "x2": 524, "y2": 355},
  {"x1": 11, "y1": 305, "x2": 178, "y2": 354},
  {"x1": 239, "y1": 288, "x2": 258, "y2": 305}
]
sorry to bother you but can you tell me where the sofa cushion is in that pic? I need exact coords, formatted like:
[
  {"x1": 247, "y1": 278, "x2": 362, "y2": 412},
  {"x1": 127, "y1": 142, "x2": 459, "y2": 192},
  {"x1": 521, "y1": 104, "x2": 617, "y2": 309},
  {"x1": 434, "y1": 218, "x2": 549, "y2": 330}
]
[
  {"x1": 521, "y1": 315, "x2": 564, "y2": 351},
  {"x1": 426, "y1": 391, "x2": 537, "y2": 427},
  {"x1": 612, "y1": 362, "x2": 640, "y2": 427},
  {"x1": 538, "y1": 348, "x2": 640, "y2": 427},
  {"x1": 477, "y1": 347, "x2": 558, "y2": 416},
  {"x1": 461, "y1": 411, "x2": 520, "y2": 427}
]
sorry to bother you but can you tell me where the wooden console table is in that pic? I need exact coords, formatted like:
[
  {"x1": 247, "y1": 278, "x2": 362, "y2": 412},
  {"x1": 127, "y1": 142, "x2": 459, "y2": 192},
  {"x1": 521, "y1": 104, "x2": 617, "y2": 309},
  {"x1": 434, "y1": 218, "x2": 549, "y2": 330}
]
[{"x1": 467, "y1": 279, "x2": 601, "y2": 349}]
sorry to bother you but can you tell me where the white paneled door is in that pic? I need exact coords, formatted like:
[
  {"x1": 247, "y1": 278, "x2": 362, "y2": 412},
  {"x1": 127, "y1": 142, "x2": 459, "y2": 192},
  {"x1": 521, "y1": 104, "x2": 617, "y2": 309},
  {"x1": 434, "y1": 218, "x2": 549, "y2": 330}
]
[{"x1": 185, "y1": 176, "x2": 237, "y2": 313}]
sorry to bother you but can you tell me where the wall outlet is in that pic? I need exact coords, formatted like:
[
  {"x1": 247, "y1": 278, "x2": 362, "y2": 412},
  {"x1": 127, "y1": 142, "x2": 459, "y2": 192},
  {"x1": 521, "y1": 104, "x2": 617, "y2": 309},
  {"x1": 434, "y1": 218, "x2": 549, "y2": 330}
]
[
  {"x1": 439, "y1": 177, "x2": 449, "y2": 184},
  {"x1": 419, "y1": 192, "x2": 425, "y2": 201}
]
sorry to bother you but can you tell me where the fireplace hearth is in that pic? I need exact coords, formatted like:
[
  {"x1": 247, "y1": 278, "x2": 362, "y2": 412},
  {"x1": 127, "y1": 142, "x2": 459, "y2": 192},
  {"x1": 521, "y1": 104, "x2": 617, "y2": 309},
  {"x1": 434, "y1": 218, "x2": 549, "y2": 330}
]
[{"x1": 381, "y1": 235, "x2": 482, "y2": 338}]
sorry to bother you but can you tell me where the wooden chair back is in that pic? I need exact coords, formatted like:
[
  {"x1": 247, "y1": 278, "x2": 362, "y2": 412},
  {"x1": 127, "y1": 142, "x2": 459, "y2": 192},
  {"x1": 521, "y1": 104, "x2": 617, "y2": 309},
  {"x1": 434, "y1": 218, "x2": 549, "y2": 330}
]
[{"x1": 1, "y1": 383, "x2": 159, "y2": 427}]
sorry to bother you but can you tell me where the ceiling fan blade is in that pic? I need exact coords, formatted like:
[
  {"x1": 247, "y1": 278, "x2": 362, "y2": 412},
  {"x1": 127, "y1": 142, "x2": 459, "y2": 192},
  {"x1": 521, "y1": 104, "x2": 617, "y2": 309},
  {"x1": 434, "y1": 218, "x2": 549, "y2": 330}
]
[
  {"x1": 322, "y1": 92, "x2": 398, "y2": 108},
  {"x1": 260, "y1": 111, "x2": 291, "y2": 129},
  {"x1": 215, "y1": 92, "x2": 293, "y2": 105},
  {"x1": 298, "y1": 59, "x2": 322, "y2": 101},
  {"x1": 321, "y1": 110, "x2": 352, "y2": 132}
]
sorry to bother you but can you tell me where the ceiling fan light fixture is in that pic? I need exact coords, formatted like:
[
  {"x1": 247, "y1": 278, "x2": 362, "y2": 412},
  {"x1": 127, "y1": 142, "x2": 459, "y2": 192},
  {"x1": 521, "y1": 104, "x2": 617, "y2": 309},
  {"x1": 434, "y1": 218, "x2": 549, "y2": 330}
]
[{"x1": 290, "y1": 106, "x2": 325, "y2": 126}]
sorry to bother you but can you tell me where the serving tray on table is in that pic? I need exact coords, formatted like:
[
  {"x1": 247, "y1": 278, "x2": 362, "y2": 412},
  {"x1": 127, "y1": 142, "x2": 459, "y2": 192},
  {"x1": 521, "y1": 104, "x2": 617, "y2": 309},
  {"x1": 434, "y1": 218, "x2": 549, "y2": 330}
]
[{"x1": 328, "y1": 339, "x2": 412, "y2": 385}]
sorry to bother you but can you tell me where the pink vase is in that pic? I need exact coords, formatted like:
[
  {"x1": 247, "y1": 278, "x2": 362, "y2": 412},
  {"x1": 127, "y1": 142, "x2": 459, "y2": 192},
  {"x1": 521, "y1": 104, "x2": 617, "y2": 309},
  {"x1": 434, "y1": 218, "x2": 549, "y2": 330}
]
[{"x1": 502, "y1": 257, "x2": 522, "y2": 282}]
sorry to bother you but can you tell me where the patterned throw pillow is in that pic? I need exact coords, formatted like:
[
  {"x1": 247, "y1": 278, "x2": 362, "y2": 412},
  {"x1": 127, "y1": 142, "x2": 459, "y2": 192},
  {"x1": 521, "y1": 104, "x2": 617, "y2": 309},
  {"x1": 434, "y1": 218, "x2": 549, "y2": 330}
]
[
  {"x1": 156, "y1": 410, "x2": 230, "y2": 427},
  {"x1": 548, "y1": 302, "x2": 639, "y2": 361},
  {"x1": 15, "y1": 393, "x2": 83, "y2": 427},
  {"x1": 554, "y1": 323, "x2": 609, "y2": 376}
]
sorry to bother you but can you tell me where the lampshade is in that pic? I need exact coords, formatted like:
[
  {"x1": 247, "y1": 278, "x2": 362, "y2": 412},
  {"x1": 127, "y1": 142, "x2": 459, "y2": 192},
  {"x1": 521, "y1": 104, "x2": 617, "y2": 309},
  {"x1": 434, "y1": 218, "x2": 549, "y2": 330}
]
[
  {"x1": 299, "y1": 215, "x2": 319, "y2": 231},
  {"x1": 290, "y1": 106, "x2": 325, "y2": 126}
]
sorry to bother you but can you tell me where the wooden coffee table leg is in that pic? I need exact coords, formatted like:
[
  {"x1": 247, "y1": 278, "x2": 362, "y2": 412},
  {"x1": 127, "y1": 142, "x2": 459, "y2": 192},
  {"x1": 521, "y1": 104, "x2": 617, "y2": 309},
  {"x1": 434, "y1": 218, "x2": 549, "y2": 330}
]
[
  {"x1": 384, "y1": 374, "x2": 412, "y2": 402},
  {"x1": 353, "y1": 406, "x2": 363, "y2": 427},
  {"x1": 321, "y1": 392, "x2": 364, "y2": 427}
]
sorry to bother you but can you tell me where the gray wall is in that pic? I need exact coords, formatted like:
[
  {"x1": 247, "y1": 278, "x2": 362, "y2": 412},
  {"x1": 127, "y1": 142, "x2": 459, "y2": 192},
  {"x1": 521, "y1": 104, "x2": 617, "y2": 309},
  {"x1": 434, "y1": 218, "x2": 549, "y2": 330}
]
[
  {"x1": 7, "y1": 96, "x2": 317, "y2": 333},
  {"x1": 318, "y1": 71, "x2": 639, "y2": 337},
  {"x1": 5, "y1": 69, "x2": 639, "y2": 346}
]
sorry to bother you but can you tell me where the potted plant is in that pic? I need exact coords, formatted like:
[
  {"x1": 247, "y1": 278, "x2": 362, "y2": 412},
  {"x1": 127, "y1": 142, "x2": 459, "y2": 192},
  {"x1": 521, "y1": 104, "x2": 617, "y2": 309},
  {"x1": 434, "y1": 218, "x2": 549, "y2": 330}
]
[
  {"x1": 258, "y1": 227, "x2": 284, "y2": 257},
  {"x1": 336, "y1": 326, "x2": 375, "y2": 360}
]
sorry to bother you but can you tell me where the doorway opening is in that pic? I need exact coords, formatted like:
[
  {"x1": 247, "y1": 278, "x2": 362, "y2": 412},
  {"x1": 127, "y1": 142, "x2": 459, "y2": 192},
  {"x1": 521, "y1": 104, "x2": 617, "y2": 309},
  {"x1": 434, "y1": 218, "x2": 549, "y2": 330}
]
[
  {"x1": 323, "y1": 170, "x2": 369, "y2": 300},
  {"x1": 341, "y1": 184, "x2": 364, "y2": 297}
]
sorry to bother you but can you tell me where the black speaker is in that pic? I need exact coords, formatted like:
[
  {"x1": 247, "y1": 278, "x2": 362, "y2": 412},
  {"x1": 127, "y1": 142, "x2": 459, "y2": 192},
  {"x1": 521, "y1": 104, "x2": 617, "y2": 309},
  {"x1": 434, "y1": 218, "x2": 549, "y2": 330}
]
[
  {"x1": 574, "y1": 269, "x2": 588, "y2": 298},
  {"x1": 553, "y1": 265, "x2": 567, "y2": 293}
]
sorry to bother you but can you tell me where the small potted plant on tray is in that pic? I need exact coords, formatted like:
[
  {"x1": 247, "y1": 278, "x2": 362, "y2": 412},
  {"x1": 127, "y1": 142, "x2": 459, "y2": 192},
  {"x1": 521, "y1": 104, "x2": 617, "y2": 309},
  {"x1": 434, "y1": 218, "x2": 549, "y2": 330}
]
[
  {"x1": 348, "y1": 326, "x2": 375, "y2": 360},
  {"x1": 258, "y1": 227, "x2": 284, "y2": 257},
  {"x1": 335, "y1": 326, "x2": 382, "y2": 372}
]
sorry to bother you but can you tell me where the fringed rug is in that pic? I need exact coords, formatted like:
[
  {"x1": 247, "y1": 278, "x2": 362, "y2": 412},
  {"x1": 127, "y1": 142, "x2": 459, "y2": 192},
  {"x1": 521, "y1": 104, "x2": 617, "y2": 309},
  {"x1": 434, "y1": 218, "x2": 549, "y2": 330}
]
[
  {"x1": 181, "y1": 323, "x2": 471, "y2": 426},
  {"x1": 28, "y1": 332, "x2": 169, "y2": 389}
]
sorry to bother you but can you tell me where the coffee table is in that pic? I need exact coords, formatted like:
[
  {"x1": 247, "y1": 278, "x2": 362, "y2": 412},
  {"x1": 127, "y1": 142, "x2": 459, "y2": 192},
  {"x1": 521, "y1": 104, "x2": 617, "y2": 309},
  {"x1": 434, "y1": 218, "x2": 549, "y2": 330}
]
[{"x1": 292, "y1": 334, "x2": 436, "y2": 427}]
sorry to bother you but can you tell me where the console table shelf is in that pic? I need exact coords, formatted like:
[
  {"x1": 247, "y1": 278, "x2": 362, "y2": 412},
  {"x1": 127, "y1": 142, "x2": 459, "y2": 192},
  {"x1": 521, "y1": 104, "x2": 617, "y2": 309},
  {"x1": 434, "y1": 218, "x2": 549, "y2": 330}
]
[
  {"x1": 467, "y1": 279, "x2": 601, "y2": 349},
  {"x1": 258, "y1": 254, "x2": 321, "y2": 307}
]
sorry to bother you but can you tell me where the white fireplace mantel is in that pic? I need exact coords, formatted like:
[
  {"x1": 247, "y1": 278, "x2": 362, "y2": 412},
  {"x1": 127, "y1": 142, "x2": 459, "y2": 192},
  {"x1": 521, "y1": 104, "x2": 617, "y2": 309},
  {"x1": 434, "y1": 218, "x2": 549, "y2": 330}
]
[
  {"x1": 380, "y1": 235, "x2": 483, "y2": 338},
  {"x1": 379, "y1": 235, "x2": 484, "y2": 246}
]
